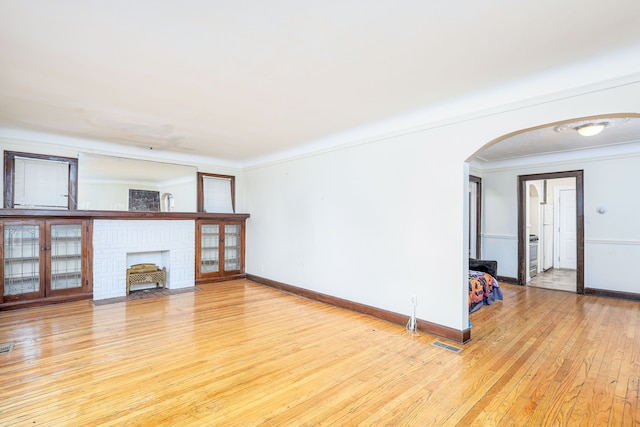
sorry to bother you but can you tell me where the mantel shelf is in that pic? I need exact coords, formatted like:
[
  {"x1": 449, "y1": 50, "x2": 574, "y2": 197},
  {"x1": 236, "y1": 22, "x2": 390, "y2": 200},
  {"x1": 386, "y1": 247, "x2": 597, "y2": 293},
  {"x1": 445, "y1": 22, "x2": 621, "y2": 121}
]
[{"x1": 0, "y1": 209, "x2": 250, "y2": 221}]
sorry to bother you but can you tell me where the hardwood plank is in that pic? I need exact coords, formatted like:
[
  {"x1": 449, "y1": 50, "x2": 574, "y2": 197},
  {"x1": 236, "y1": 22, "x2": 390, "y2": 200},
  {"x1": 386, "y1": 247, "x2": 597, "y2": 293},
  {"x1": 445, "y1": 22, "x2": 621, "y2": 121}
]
[
  {"x1": 623, "y1": 302, "x2": 640, "y2": 427},
  {"x1": 524, "y1": 296, "x2": 609, "y2": 426},
  {"x1": 609, "y1": 301, "x2": 639, "y2": 426},
  {"x1": 565, "y1": 299, "x2": 620, "y2": 425},
  {"x1": 532, "y1": 300, "x2": 594, "y2": 426},
  {"x1": 549, "y1": 299, "x2": 614, "y2": 426},
  {"x1": 0, "y1": 280, "x2": 638, "y2": 426},
  {"x1": 471, "y1": 293, "x2": 588, "y2": 426}
]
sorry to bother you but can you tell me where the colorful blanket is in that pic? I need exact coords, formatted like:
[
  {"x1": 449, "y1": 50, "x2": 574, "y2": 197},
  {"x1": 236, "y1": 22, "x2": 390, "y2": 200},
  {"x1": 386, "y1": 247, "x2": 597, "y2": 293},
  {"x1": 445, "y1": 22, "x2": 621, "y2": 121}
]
[{"x1": 469, "y1": 270, "x2": 503, "y2": 313}]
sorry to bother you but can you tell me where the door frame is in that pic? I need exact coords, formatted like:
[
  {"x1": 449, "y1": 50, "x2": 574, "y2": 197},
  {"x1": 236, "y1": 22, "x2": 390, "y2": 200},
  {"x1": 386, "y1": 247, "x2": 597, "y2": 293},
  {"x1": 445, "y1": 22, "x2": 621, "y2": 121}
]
[
  {"x1": 517, "y1": 170, "x2": 584, "y2": 293},
  {"x1": 469, "y1": 175, "x2": 482, "y2": 259}
]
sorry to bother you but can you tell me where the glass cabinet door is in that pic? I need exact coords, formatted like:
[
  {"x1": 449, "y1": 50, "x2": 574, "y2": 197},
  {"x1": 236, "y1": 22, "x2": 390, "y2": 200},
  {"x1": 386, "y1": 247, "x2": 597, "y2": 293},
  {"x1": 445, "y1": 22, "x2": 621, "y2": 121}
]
[
  {"x1": 3, "y1": 224, "x2": 43, "y2": 300},
  {"x1": 200, "y1": 223, "x2": 220, "y2": 273},
  {"x1": 49, "y1": 224, "x2": 83, "y2": 292},
  {"x1": 196, "y1": 219, "x2": 245, "y2": 281},
  {"x1": 2, "y1": 220, "x2": 89, "y2": 303},
  {"x1": 223, "y1": 224, "x2": 241, "y2": 272}
]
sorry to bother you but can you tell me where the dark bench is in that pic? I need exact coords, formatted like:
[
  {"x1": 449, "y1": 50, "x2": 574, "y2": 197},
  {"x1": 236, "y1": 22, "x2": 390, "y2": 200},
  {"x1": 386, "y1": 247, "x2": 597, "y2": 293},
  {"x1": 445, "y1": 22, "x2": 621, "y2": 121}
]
[{"x1": 469, "y1": 258, "x2": 498, "y2": 278}]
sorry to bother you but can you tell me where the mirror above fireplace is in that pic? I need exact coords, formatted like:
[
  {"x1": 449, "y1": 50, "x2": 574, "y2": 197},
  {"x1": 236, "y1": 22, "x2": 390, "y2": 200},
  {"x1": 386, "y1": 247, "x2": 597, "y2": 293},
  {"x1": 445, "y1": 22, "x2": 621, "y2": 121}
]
[{"x1": 77, "y1": 153, "x2": 198, "y2": 212}]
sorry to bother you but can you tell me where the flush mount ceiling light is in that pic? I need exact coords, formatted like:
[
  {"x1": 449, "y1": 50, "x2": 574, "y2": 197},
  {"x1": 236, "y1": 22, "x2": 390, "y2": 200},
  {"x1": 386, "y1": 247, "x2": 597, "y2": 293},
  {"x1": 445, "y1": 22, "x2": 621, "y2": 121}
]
[
  {"x1": 554, "y1": 117, "x2": 630, "y2": 137},
  {"x1": 576, "y1": 122, "x2": 608, "y2": 136}
]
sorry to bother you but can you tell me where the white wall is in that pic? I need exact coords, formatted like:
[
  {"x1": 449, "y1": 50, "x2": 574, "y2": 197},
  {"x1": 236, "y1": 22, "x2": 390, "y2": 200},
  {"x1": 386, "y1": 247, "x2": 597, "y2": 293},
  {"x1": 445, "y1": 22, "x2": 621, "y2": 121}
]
[
  {"x1": 244, "y1": 128, "x2": 469, "y2": 330},
  {"x1": 244, "y1": 79, "x2": 640, "y2": 331}
]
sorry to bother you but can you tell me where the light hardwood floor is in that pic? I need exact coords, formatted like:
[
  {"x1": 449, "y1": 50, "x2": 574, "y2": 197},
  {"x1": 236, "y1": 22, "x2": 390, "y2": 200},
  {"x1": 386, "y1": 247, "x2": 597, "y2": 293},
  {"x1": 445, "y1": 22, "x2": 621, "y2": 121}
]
[{"x1": 0, "y1": 279, "x2": 638, "y2": 426}]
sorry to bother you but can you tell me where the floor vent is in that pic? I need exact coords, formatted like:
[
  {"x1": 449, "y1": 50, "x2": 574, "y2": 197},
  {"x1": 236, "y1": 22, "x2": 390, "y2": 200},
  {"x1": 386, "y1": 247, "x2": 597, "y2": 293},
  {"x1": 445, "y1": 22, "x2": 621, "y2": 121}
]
[
  {"x1": 432, "y1": 340, "x2": 463, "y2": 353},
  {"x1": 0, "y1": 342, "x2": 14, "y2": 354}
]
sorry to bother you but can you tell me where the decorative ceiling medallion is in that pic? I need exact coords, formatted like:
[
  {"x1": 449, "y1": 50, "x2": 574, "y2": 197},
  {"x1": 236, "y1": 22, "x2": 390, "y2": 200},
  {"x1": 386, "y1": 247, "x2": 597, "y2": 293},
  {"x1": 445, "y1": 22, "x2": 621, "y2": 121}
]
[{"x1": 554, "y1": 117, "x2": 630, "y2": 134}]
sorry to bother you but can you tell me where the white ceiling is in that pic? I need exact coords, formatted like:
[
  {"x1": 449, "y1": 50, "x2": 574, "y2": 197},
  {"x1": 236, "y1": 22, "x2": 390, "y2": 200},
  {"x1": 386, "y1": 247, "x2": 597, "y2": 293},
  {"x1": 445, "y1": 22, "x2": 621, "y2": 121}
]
[{"x1": 2, "y1": 1, "x2": 640, "y2": 167}]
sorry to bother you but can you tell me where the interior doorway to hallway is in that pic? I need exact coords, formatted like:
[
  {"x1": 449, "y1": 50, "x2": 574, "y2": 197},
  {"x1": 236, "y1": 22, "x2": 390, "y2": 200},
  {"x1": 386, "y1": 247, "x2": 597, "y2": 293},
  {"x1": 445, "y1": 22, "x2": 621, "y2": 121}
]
[
  {"x1": 469, "y1": 175, "x2": 481, "y2": 259},
  {"x1": 517, "y1": 170, "x2": 584, "y2": 293}
]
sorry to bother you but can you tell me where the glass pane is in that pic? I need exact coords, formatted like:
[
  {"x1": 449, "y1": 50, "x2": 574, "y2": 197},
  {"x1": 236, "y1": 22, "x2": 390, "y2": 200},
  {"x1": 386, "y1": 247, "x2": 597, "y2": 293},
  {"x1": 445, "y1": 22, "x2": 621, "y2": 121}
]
[
  {"x1": 224, "y1": 224, "x2": 240, "y2": 271},
  {"x1": 50, "y1": 224, "x2": 82, "y2": 290},
  {"x1": 200, "y1": 224, "x2": 220, "y2": 273},
  {"x1": 3, "y1": 225, "x2": 40, "y2": 296}
]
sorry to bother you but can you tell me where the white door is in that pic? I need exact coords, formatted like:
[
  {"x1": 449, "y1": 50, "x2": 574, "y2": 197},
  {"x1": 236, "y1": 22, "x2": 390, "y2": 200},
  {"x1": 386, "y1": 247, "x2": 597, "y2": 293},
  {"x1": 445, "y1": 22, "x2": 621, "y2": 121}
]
[
  {"x1": 542, "y1": 204, "x2": 554, "y2": 270},
  {"x1": 558, "y1": 188, "x2": 577, "y2": 269}
]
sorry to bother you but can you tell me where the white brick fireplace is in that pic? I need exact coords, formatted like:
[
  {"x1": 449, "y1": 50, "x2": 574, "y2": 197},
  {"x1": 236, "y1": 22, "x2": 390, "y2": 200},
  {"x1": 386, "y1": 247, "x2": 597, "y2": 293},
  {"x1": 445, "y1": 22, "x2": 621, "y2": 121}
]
[{"x1": 92, "y1": 220, "x2": 195, "y2": 300}]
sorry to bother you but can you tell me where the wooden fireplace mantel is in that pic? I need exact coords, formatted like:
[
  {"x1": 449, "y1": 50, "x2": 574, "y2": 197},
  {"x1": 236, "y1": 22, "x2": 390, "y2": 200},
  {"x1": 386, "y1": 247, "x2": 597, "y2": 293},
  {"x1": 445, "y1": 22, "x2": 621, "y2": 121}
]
[{"x1": 0, "y1": 209, "x2": 250, "y2": 221}]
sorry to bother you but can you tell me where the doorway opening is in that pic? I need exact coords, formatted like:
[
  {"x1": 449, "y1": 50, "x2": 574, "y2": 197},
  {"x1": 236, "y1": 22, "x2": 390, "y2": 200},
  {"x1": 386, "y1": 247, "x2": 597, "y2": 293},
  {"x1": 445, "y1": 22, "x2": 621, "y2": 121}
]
[{"x1": 517, "y1": 170, "x2": 584, "y2": 293}]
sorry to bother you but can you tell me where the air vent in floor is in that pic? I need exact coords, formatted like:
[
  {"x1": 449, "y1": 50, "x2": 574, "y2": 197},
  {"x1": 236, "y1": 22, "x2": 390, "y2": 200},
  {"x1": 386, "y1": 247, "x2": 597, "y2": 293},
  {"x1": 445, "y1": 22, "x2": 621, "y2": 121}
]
[
  {"x1": 431, "y1": 340, "x2": 462, "y2": 353},
  {"x1": 0, "y1": 342, "x2": 14, "y2": 354}
]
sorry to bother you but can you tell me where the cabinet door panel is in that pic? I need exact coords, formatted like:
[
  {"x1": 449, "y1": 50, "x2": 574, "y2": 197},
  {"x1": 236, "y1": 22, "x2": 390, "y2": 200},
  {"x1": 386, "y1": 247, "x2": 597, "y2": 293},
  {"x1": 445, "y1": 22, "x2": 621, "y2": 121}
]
[
  {"x1": 199, "y1": 224, "x2": 220, "y2": 274},
  {"x1": 49, "y1": 224, "x2": 83, "y2": 291},
  {"x1": 2, "y1": 223, "x2": 44, "y2": 301},
  {"x1": 223, "y1": 224, "x2": 241, "y2": 272}
]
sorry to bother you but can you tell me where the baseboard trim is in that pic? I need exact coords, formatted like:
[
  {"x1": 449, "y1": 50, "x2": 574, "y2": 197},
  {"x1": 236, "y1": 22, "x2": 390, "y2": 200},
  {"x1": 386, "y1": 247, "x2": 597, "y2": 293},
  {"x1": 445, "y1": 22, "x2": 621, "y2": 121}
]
[
  {"x1": 584, "y1": 287, "x2": 640, "y2": 301},
  {"x1": 246, "y1": 274, "x2": 471, "y2": 344},
  {"x1": 497, "y1": 275, "x2": 518, "y2": 284},
  {"x1": 0, "y1": 292, "x2": 93, "y2": 311},
  {"x1": 195, "y1": 273, "x2": 246, "y2": 285}
]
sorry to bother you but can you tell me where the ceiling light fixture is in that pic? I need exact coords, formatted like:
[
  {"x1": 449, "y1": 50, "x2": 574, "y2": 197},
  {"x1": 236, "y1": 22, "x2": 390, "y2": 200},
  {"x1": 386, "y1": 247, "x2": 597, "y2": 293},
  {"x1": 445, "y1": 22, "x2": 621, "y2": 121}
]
[
  {"x1": 576, "y1": 122, "x2": 608, "y2": 137},
  {"x1": 554, "y1": 117, "x2": 630, "y2": 136}
]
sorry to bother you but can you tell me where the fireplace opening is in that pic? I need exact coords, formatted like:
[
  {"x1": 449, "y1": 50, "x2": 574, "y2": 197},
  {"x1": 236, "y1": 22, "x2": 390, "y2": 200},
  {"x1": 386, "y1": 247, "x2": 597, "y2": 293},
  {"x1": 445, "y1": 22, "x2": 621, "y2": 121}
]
[
  {"x1": 126, "y1": 263, "x2": 166, "y2": 295},
  {"x1": 126, "y1": 250, "x2": 170, "y2": 293}
]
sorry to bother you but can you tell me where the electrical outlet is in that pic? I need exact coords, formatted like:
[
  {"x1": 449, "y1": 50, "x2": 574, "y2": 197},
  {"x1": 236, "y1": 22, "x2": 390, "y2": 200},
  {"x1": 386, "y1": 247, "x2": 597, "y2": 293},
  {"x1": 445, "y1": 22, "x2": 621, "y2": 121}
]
[{"x1": 410, "y1": 295, "x2": 417, "y2": 305}]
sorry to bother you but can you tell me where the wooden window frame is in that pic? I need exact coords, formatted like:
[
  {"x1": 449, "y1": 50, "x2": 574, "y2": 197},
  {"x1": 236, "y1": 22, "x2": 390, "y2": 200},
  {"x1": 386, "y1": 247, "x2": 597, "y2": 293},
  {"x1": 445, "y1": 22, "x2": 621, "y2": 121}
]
[
  {"x1": 197, "y1": 172, "x2": 235, "y2": 213},
  {"x1": 4, "y1": 151, "x2": 78, "y2": 210}
]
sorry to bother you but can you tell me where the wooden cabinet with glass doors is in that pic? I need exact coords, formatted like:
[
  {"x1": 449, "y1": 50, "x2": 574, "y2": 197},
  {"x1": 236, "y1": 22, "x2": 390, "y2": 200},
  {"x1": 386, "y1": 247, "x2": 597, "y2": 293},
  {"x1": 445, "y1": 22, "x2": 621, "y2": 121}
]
[
  {"x1": 1, "y1": 219, "x2": 92, "y2": 307},
  {"x1": 196, "y1": 217, "x2": 247, "y2": 283}
]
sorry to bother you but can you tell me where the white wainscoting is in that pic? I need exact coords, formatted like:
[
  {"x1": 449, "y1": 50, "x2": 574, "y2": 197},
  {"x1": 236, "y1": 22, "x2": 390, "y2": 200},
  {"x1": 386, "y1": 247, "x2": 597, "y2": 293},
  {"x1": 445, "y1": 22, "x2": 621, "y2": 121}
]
[{"x1": 92, "y1": 220, "x2": 195, "y2": 300}]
